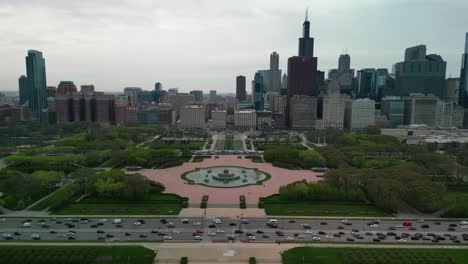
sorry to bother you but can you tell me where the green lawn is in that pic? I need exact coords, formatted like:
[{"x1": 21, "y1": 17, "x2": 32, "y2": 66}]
[
  {"x1": 224, "y1": 135, "x2": 234, "y2": 150},
  {"x1": 0, "y1": 246, "x2": 155, "y2": 264},
  {"x1": 53, "y1": 194, "x2": 185, "y2": 215},
  {"x1": 264, "y1": 203, "x2": 387, "y2": 217},
  {"x1": 282, "y1": 247, "x2": 468, "y2": 264}
]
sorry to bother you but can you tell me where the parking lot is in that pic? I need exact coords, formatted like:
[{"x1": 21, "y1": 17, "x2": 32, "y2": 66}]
[{"x1": 1, "y1": 217, "x2": 467, "y2": 244}]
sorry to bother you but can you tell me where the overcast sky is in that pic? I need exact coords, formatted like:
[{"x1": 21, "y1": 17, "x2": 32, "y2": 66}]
[{"x1": 0, "y1": 0, "x2": 467, "y2": 93}]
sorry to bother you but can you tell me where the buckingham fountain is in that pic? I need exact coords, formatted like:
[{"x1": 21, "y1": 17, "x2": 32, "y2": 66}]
[{"x1": 182, "y1": 166, "x2": 269, "y2": 187}]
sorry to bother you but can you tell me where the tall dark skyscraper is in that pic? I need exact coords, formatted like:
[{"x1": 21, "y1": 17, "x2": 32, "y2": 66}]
[
  {"x1": 154, "y1": 82, "x2": 163, "y2": 102},
  {"x1": 254, "y1": 72, "x2": 264, "y2": 110},
  {"x1": 338, "y1": 54, "x2": 351, "y2": 74},
  {"x1": 18, "y1": 75, "x2": 28, "y2": 105},
  {"x1": 298, "y1": 8, "x2": 314, "y2": 57},
  {"x1": 459, "y1": 33, "x2": 468, "y2": 108},
  {"x1": 25, "y1": 50, "x2": 47, "y2": 121},
  {"x1": 287, "y1": 56, "x2": 318, "y2": 97},
  {"x1": 236, "y1": 75, "x2": 246, "y2": 102},
  {"x1": 269, "y1": 52, "x2": 282, "y2": 93}
]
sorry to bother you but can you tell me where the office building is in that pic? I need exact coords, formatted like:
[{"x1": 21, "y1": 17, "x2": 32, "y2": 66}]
[
  {"x1": 25, "y1": 50, "x2": 47, "y2": 121},
  {"x1": 211, "y1": 110, "x2": 227, "y2": 130},
  {"x1": 168, "y1": 93, "x2": 195, "y2": 117},
  {"x1": 266, "y1": 93, "x2": 287, "y2": 114},
  {"x1": 254, "y1": 72, "x2": 265, "y2": 111},
  {"x1": 257, "y1": 111, "x2": 272, "y2": 130},
  {"x1": 234, "y1": 110, "x2": 257, "y2": 130},
  {"x1": 436, "y1": 101, "x2": 464, "y2": 128},
  {"x1": 316, "y1": 79, "x2": 350, "y2": 130},
  {"x1": 46, "y1": 86, "x2": 57, "y2": 98},
  {"x1": 281, "y1": 73, "x2": 287, "y2": 91},
  {"x1": 269, "y1": 52, "x2": 282, "y2": 93},
  {"x1": 394, "y1": 45, "x2": 447, "y2": 98},
  {"x1": 138, "y1": 107, "x2": 158, "y2": 125},
  {"x1": 289, "y1": 95, "x2": 317, "y2": 129},
  {"x1": 55, "y1": 90, "x2": 115, "y2": 124},
  {"x1": 115, "y1": 105, "x2": 138, "y2": 125},
  {"x1": 381, "y1": 96, "x2": 405, "y2": 128},
  {"x1": 57, "y1": 81, "x2": 77, "y2": 95},
  {"x1": 403, "y1": 93, "x2": 438, "y2": 126},
  {"x1": 80, "y1": 85, "x2": 95, "y2": 94},
  {"x1": 344, "y1": 98, "x2": 376, "y2": 133},
  {"x1": 124, "y1": 87, "x2": 142, "y2": 106},
  {"x1": 154, "y1": 82, "x2": 163, "y2": 102},
  {"x1": 180, "y1": 105, "x2": 205, "y2": 130},
  {"x1": 338, "y1": 54, "x2": 352, "y2": 74},
  {"x1": 157, "y1": 103, "x2": 176, "y2": 128},
  {"x1": 445, "y1": 78, "x2": 460, "y2": 103},
  {"x1": 459, "y1": 33, "x2": 468, "y2": 128},
  {"x1": 168, "y1": 88, "x2": 178, "y2": 95},
  {"x1": 298, "y1": 9, "x2": 314, "y2": 57},
  {"x1": 18, "y1": 75, "x2": 28, "y2": 105},
  {"x1": 190, "y1": 90, "x2": 203, "y2": 102},
  {"x1": 209, "y1": 90, "x2": 217, "y2": 101},
  {"x1": 236, "y1": 75, "x2": 247, "y2": 102}
]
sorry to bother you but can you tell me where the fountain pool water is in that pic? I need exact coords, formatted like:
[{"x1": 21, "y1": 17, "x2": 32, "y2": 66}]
[{"x1": 182, "y1": 166, "x2": 269, "y2": 187}]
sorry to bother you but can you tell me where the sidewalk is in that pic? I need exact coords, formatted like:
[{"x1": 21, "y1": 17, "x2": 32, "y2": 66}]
[{"x1": 179, "y1": 208, "x2": 267, "y2": 218}]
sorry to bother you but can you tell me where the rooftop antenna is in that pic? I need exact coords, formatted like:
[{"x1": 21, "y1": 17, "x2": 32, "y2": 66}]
[{"x1": 305, "y1": 6, "x2": 309, "y2": 21}]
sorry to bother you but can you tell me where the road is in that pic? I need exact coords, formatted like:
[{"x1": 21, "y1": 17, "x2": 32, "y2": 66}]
[{"x1": 1, "y1": 217, "x2": 467, "y2": 244}]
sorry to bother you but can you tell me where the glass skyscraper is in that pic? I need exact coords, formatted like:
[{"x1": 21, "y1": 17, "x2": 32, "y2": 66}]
[{"x1": 25, "y1": 50, "x2": 47, "y2": 121}]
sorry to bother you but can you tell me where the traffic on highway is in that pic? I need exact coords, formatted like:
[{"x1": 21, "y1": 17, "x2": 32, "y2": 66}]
[{"x1": 1, "y1": 217, "x2": 468, "y2": 244}]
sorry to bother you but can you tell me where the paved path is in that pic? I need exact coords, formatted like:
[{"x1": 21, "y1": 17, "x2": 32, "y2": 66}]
[
  {"x1": 179, "y1": 208, "x2": 267, "y2": 218},
  {"x1": 133, "y1": 156, "x2": 322, "y2": 205}
]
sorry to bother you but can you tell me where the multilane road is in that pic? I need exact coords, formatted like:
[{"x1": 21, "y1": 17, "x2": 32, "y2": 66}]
[{"x1": 1, "y1": 217, "x2": 467, "y2": 244}]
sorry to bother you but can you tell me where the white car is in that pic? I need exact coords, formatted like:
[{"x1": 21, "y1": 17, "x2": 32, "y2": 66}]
[
  {"x1": 212, "y1": 219, "x2": 223, "y2": 224},
  {"x1": 194, "y1": 235, "x2": 203, "y2": 240},
  {"x1": 458, "y1": 221, "x2": 468, "y2": 225},
  {"x1": 247, "y1": 236, "x2": 256, "y2": 240},
  {"x1": 0, "y1": 219, "x2": 6, "y2": 222},
  {"x1": 395, "y1": 224, "x2": 404, "y2": 228},
  {"x1": 208, "y1": 232, "x2": 216, "y2": 236},
  {"x1": 99, "y1": 219, "x2": 108, "y2": 223},
  {"x1": 324, "y1": 235, "x2": 333, "y2": 239},
  {"x1": 31, "y1": 234, "x2": 40, "y2": 240},
  {"x1": 312, "y1": 236, "x2": 321, "y2": 241},
  {"x1": 172, "y1": 230, "x2": 180, "y2": 234},
  {"x1": 22, "y1": 222, "x2": 31, "y2": 227},
  {"x1": 133, "y1": 221, "x2": 142, "y2": 226},
  {"x1": 305, "y1": 230, "x2": 314, "y2": 234},
  {"x1": 416, "y1": 219, "x2": 424, "y2": 223},
  {"x1": 370, "y1": 224, "x2": 379, "y2": 228},
  {"x1": 398, "y1": 239, "x2": 407, "y2": 243},
  {"x1": 181, "y1": 219, "x2": 189, "y2": 223},
  {"x1": 163, "y1": 236, "x2": 172, "y2": 240},
  {"x1": 286, "y1": 237, "x2": 294, "y2": 241},
  {"x1": 297, "y1": 235, "x2": 306, "y2": 239},
  {"x1": 112, "y1": 219, "x2": 122, "y2": 224},
  {"x1": 341, "y1": 219, "x2": 350, "y2": 223},
  {"x1": 461, "y1": 225, "x2": 468, "y2": 229},
  {"x1": 193, "y1": 222, "x2": 201, "y2": 226},
  {"x1": 2, "y1": 233, "x2": 12, "y2": 239},
  {"x1": 216, "y1": 230, "x2": 225, "y2": 234}
]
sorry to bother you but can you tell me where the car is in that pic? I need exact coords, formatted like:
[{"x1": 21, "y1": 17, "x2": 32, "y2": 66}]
[
  {"x1": 68, "y1": 236, "x2": 76, "y2": 240},
  {"x1": 286, "y1": 237, "x2": 294, "y2": 241},
  {"x1": 192, "y1": 232, "x2": 201, "y2": 236},
  {"x1": 289, "y1": 220, "x2": 296, "y2": 223},
  {"x1": 125, "y1": 232, "x2": 132, "y2": 236},
  {"x1": 13, "y1": 232, "x2": 21, "y2": 236},
  {"x1": 398, "y1": 239, "x2": 407, "y2": 242},
  {"x1": 388, "y1": 226, "x2": 396, "y2": 230},
  {"x1": 66, "y1": 223, "x2": 76, "y2": 228},
  {"x1": 216, "y1": 230, "x2": 225, "y2": 234},
  {"x1": 22, "y1": 222, "x2": 31, "y2": 227},
  {"x1": 133, "y1": 221, "x2": 142, "y2": 226},
  {"x1": 344, "y1": 222, "x2": 352, "y2": 226},
  {"x1": 320, "y1": 222, "x2": 328, "y2": 225},
  {"x1": 116, "y1": 224, "x2": 123, "y2": 228},
  {"x1": 166, "y1": 223, "x2": 175, "y2": 228},
  {"x1": 395, "y1": 224, "x2": 404, "y2": 228},
  {"x1": 341, "y1": 219, "x2": 351, "y2": 224},
  {"x1": 432, "y1": 239, "x2": 439, "y2": 243},
  {"x1": 137, "y1": 219, "x2": 145, "y2": 224},
  {"x1": 409, "y1": 227, "x2": 417, "y2": 231},
  {"x1": 31, "y1": 234, "x2": 40, "y2": 240},
  {"x1": 41, "y1": 224, "x2": 50, "y2": 228},
  {"x1": 403, "y1": 222, "x2": 412, "y2": 227},
  {"x1": 267, "y1": 219, "x2": 278, "y2": 225},
  {"x1": 160, "y1": 219, "x2": 168, "y2": 224},
  {"x1": 346, "y1": 237, "x2": 355, "y2": 242},
  {"x1": 96, "y1": 222, "x2": 104, "y2": 226},
  {"x1": 247, "y1": 236, "x2": 256, "y2": 240},
  {"x1": 194, "y1": 235, "x2": 203, "y2": 240},
  {"x1": 229, "y1": 223, "x2": 237, "y2": 226},
  {"x1": 449, "y1": 223, "x2": 458, "y2": 227},
  {"x1": 2, "y1": 233, "x2": 13, "y2": 240},
  {"x1": 256, "y1": 230, "x2": 264, "y2": 234},
  {"x1": 297, "y1": 235, "x2": 306, "y2": 239},
  {"x1": 99, "y1": 219, "x2": 107, "y2": 223},
  {"x1": 275, "y1": 231, "x2": 284, "y2": 236},
  {"x1": 318, "y1": 231, "x2": 326, "y2": 235},
  {"x1": 458, "y1": 221, "x2": 468, "y2": 225},
  {"x1": 373, "y1": 238, "x2": 381, "y2": 242},
  {"x1": 139, "y1": 234, "x2": 147, "y2": 238},
  {"x1": 164, "y1": 235, "x2": 172, "y2": 240},
  {"x1": 212, "y1": 218, "x2": 223, "y2": 224},
  {"x1": 421, "y1": 224, "x2": 430, "y2": 229},
  {"x1": 106, "y1": 234, "x2": 114, "y2": 238},
  {"x1": 181, "y1": 219, "x2": 189, "y2": 223},
  {"x1": 90, "y1": 224, "x2": 98, "y2": 228},
  {"x1": 337, "y1": 226, "x2": 344, "y2": 229},
  {"x1": 448, "y1": 227, "x2": 456, "y2": 231},
  {"x1": 208, "y1": 224, "x2": 216, "y2": 228},
  {"x1": 312, "y1": 236, "x2": 321, "y2": 241},
  {"x1": 234, "y1": 230, "x2": 243, "y2": 234},
  {"x1": 241, "y1": 219, "x2": 249, "y2": 224},
  {"x1": 193, "y1": 222, "x2": 201, "y2": 226},
  {"x1": 365, "y1": 232, "x2": 373, "y2": 236},
  {"x1": 370, "y1": 224, "x2": 379, "y2": 228},
  {"x1": 262, "y1": 235, "x2": 270, "y2": 239},
  {"x1": 416, "y1": 219, "x2": 424, "y2": 223},
  {"x1": 97, "y1": 230, "x2": 105, "y2": 234},
  {"x1": 112, "y1": 219, "x2": 122, "y2": 224},
  {"x1": 387, "y1": 232, "x2": 396, "y2": 236},
  {"x1": 98, "y1": 237, "x2": 105, "y2": 240},
  {"x1": 208, "y1": 232, "x2": 216, "y2": 236}
]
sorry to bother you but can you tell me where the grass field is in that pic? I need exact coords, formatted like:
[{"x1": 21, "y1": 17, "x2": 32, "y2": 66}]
[
  {"x1": 0, "y1": 246, "x2": 155, "y2": 264},
  {"x1": 224, "y1": 135, "x2": 234, "y2": 150},
  {"x1": 282, "y1": 247, "x2": 468, "y2": 264},
  {"x1": 53, "y1": 194, "x2": 184, "y2": 215},
  {"x1": 263, "y1": 203, "x2": 387, "y2": 217}
]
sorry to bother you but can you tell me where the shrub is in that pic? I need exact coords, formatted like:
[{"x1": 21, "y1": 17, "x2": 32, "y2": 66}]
[
  {"x1": 240, "y1": 195, "x2": 246, "y2": 209},
  {"x1": 249, "y1": 257, "x2": 256, "y2": 264},
  {"x1": 180, "y1": 256, "x2": 188, "y2": 264}
]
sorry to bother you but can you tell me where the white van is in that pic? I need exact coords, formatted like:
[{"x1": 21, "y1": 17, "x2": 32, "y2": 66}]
[{"x1": 267, "y1": 219, "x2": 278, "y2": 225}]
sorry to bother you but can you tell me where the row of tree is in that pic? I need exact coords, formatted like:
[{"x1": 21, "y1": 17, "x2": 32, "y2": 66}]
[
  {"x1": 278, "y1": 181, "x2": 365, "y2": 203},
  {"x1": 263, "y1": 146, "x2": 326, "y2": 169}
]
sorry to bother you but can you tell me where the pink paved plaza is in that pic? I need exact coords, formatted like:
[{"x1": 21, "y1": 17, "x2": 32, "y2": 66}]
[{"x1": 133, "y1": 156, "x2": 322, "y2": 205}]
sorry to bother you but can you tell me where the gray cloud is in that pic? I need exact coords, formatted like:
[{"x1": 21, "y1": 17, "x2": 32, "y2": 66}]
[{"x1": 0, "y1": 0, "x2": 467, "y2": 92}]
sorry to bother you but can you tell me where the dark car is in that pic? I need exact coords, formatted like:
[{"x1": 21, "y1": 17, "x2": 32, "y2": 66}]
[
  {"x1": 229, "y1": 223, "x2": 237, "y2": 226},
  {"x1": 97, "y1": 230, "x2": 105, "y2": 234},
  {"x1": 373, "y1": 238, "x2": 381, "y2": 242},
  {"x1": 421, "y1": 224, "x2": 430, "y2": 229},
  {"x1": 106, "y1": 234, "x2": 114, "y2": 238},
  {"x1": 234, "y1": 230, "x2": 243, "y2": 234},
  {"x1": 256, "y1": 230, "x2": 264, "y2": 234},
  {"x1": 209, "y1": 225, "x2": 216, "y2": 228},
  {"x1": 139, "y1": 234, "x2": 147, "y2": 238},
  {"x1": 337, "y1": 226, "x2": 344, "y2": 230},
  {"x1": 289, "y1": 220, "x2": 296, "y2": 223},
  {"x1": 320, "y1": 222, "x2": 328, "y2": 225},
  {"x1": 262, "y1": 235, "x2": 269, "y2": 239},
  {"x1": 346, "y1": 238, "x2": 355, "y2": 242},
  {"x1": 125, "y1": 232, "x2": 131, "y2": 236}
]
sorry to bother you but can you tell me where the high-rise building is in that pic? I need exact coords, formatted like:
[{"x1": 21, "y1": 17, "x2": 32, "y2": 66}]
[
  {"x1": 254, "y1": 72, "x2": 264, "y2": 111},
  {"x1": 154, "y1": 82, "x2": 163, "y2": 102},
  {"x1": 18, "y1": 75, "x2": 28, "y2": 105},
  {"x1": 338, "y1": 54, "x2": 351, "y2": 74},
  {"x1": 80, "y1": 85, "x2": 95, "y2": 94},
  {"x1": 316, "y1": 79, "x2": 350, "y2": 130},
  {"x1": 168, "y1": 88, "x2": 178, "y2": 95},
  {"x1": 157, "y1": 103, "x2": 176, "y2": 128},
  {"x1": 289, "y1": 95, "x2": 317, "y2": 129},
  {"x1": 211, "y1": 110, "x2": 227, "y2": 130},
  {"x1": 403, "y1": 93, "x2": 438, "y2": 125},
  {"x1": 55, "y1": 90, "x2": 114, "y2": 124},
  {"x1": 124, "y1": 87, "x2": 142, "y2": 106},
  {"x1": 168, "y1": 93, "x2": 195, "y2": 117},
  {"x1": 46, "y1": 86, "x2": 57, "y2": 98},
  {"x1": 57, "y1": 81, "x2": 77, "y2": 95},
  {"x1": 138, "y1": 107, "x2": 158, "y2": 125},
  {"x1": 190, "y1": 90, "x2": 203, "y2": 102},
  {"x1": 25, "y1": 50, "x2": 47, "y2": 121},
  {"x1": 236, "y1": 75, "x2": 247, "y2": 102},
  {"x1": 180, "y1": 105, "x2": 205, "y2": 130},
  {"x1": 381, "y1": 96, "x2": 405, "y2": 127},
  {"x1": 209, "y1": 90, "x2": 217, "y2": 101},
  {"x1": 298, "y1": 9, "x2": 314, "y2": 57},
  {"x1": 287, "y1": 56, "x2": 318, "y2": 97},
  {"x1": 459, "y1": 33, "x2": 468, "y2": 128},
  {"x1": 281, "y1": 73, "x2": 287, "y2": 91},
  {"x1": 344, "y1": 98, "x2": 376, "y2": 132},
  {"x1": 445, "y1": 78, "x2": 460, "y2": 103},
  {"x1": 269, "y1": 52, "x2": 282, "y2": 93},
  {"x1": 394, "y1": 45, "x2": 447, "y2": 98},
  {"x1": 436, "y1": 101, "x2": 464, "y2": 128},
  {"x1": 234, "y1": 110, "x2": 257, "y2": 130}
]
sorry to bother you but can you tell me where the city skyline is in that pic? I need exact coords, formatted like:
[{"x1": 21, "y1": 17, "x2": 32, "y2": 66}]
[{"x1": 0, "y1": 0, "x2": 468, "y2": 93}]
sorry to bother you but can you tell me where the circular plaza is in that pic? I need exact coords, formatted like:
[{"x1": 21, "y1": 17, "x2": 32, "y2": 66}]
[{"x1": 182, "y1": 166, "x2": 270, "y2": 188}]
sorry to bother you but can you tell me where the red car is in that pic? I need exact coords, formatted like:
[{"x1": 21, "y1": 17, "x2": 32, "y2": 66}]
[
  {"x1": 403, "y1": 222, "x2": 412, "y2": 227},
  {"x1": 192, "y1": 232, "x2": 200, "y2": 236},
  {"x1": 275, "y1": 231, "x2": 284, "y2": 236}
]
